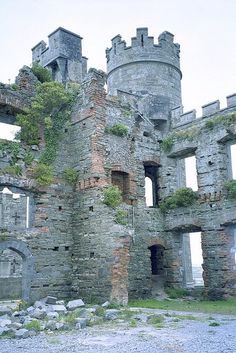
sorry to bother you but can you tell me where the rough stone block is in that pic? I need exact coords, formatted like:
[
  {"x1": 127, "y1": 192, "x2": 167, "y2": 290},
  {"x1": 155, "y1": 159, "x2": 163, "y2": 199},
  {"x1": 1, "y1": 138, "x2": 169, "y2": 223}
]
[
  {"x1": 15, "y1": 328, "x2": 30, "y2": 339},
  {"x1": 67, "y1": 299, "x2": 85, "y2": 311}
]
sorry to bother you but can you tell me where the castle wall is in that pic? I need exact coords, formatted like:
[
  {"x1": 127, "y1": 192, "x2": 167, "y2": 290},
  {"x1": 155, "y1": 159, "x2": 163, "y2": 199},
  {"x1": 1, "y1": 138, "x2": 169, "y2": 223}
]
[{"x1": 0, "y1": 27, "x2": 236, "y2": 303}]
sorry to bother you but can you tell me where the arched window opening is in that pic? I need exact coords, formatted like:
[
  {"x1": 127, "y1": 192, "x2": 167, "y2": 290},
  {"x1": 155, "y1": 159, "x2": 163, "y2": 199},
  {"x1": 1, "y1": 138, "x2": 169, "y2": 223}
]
[
  {"x1": 145, "y1": 177, "x2": 153, "y2": 207},
  {"x1": 0, "y1": 240, "x2": 34, "y2": 301},
  {"x1": 144, "y1": 163, "x2": 158, "y2": 207},
  {"x1": 0, "y1": 248, "x2": 23, "y2": 300}
]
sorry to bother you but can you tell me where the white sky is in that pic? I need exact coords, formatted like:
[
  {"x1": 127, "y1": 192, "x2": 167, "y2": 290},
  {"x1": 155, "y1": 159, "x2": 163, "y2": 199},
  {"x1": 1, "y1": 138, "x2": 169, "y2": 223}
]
[
  {"x1": 0, "y1": 0, "x2": 236, "y2": 114},
  {"x1": 190, "y1": 232, "x2": 203, "y2": 267},
  {"x1": 185, "y1": 156, "x2": 198, "y2": 191}
]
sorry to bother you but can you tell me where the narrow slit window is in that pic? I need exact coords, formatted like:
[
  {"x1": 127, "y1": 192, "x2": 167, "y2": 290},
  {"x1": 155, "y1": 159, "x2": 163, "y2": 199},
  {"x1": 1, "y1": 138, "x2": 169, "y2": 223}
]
[{"x1": 141, "y1": 34, "x2": 144, "y2": 47}]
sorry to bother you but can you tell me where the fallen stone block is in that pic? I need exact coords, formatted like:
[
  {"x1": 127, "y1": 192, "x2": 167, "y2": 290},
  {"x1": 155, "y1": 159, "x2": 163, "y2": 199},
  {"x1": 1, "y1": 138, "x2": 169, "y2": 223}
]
[
  {"x1": 46, "y1": 311, "x2": 59, "y2": 320},
  {"x1": 51, "y1": 304, "x2": 67, "y2": 314},
  {"x1": 67, "y1": 299, "x2": 85, "y2": 311},
  {"x1": 45, "y1": 296, "x2": 57, "y2": 305},
  {"x1": 15, "y1": 328, "x2": 31, "y2": 339},
  {"x1": 105, "y1": 309, "x2": 120, "y2": 320},
  {"x1": 75, "y1": 317, "x2": 87, "y2": 329},
  {"x1": 30, "y1": 308, "x2": 47, "y2": 319}
]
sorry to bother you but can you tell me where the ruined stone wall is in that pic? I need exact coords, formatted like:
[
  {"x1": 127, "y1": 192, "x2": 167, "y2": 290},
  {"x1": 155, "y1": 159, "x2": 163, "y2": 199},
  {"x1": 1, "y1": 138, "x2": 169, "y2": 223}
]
[{"x1": 0, "y1": 81, "x2": 75, "y2": 302}]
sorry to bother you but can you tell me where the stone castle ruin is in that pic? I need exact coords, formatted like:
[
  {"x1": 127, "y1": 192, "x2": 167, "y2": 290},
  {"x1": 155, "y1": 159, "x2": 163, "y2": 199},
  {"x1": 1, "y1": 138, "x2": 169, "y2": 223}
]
[{"x1": 0, "y1": 27, "x2": 236, "y2": 303}]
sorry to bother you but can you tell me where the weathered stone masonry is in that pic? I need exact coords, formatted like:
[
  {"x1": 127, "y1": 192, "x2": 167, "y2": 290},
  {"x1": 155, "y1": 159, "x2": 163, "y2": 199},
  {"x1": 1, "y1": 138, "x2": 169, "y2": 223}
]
[{"x1": 0, "y1": 27, "x2": 236, "y2": 303}]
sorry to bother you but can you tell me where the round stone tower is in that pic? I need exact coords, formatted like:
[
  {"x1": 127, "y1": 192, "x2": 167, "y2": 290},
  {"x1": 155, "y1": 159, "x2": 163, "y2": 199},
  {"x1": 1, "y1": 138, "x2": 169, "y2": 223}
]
[{"x1": 106, "y1": 28, "x2": 182, "y2": 110}]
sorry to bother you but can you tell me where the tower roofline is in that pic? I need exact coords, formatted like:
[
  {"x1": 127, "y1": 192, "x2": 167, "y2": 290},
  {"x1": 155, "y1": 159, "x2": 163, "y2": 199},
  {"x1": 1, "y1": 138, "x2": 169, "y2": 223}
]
[{"x1": 48, "y1": 27, "x2": 83, "y2": 39}]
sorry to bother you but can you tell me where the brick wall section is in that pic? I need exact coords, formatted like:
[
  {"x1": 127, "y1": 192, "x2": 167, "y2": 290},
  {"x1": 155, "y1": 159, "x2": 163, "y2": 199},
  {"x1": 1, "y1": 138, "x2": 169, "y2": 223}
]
[{"x1": 111, "y1": 237, "x2": 130, "y2": 305}]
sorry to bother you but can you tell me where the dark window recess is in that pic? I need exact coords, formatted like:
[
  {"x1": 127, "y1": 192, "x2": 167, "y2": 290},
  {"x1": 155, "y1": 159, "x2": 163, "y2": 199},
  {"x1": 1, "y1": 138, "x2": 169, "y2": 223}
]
[
  {"x1": 111, "y1": 171, "x2": 130, "y2": 202},
  {"x1": 64, "y1": 128, "x2": 68, "y2": 133},
  {"x1": 143, "y1": 131, "x2": 150, "y2": 137},
  {"x1": 58, "y1": 206, "x2": 62, "y2": 211},
  {"x1": 90, "y1": 252, "x2": 95, "y2": 258},
  {"x1": 53, "y1": 246, "x2": 59, "y2": 251},
  {"x1": 89, "y1": 206, "x2": 94, "y2": 212},
  {"x1": 43, "y1": 284, "x2": 49, "y2": 287},
  {"x1": 141, "y1": 34, "x2": 144, "y2": 47},
  {"x1": 65, "y1": 246, "x2": 70, "y2": 251},
  {"x1": 149, "y1": 245, "x2": 165, "y2": 275},
  {"x1": 144, "y1": 163, "x2": 159, "y2": 207}
]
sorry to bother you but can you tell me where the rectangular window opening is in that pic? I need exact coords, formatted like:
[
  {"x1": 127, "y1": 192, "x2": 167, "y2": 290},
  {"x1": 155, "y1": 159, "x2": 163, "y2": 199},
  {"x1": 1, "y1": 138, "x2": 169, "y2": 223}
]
[
  {"x1": 230, "y1": 144, "x2": 236, "y2": 179},
  {"x1": 182, "y1": 232, "x2": 204, "y2": 287},
  {"x1": 185, "y1": 156, "x2": 198, "y2": 191}
]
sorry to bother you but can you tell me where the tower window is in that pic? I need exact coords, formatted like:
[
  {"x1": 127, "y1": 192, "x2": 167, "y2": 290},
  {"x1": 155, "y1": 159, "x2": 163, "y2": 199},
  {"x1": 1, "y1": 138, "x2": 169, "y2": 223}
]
[
  {"x1": 141, "y1": 34, "x2": 144, "y2": 47},
  {"x1": 177, "y1": 155, "x2": 198, "y2": 191},
  {"x1": 144, "y1": 163, "x2": 158, "y2": 207}
]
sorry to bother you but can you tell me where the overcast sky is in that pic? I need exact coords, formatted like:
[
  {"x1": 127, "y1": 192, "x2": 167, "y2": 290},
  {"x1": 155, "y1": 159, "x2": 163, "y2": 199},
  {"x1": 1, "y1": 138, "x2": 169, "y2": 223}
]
[{"x1": 0, "y1": 0, "x2": 236, "y2": 114}]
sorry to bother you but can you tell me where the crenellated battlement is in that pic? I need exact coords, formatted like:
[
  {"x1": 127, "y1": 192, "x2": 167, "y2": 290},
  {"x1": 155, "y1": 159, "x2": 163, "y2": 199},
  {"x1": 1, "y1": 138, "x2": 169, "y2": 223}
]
[
  {"x1": 106, "y1": 27, "x2": 180, "y2": 75},
  {"x1": 31, "y1": 27, "x2": 87, "y2": 85},
  {"x1": 106, "y1": 28, "x2": 182, "y2": 107},
  {"x1": 171, "y1": 92, "x2": 236, "y2": 128}
]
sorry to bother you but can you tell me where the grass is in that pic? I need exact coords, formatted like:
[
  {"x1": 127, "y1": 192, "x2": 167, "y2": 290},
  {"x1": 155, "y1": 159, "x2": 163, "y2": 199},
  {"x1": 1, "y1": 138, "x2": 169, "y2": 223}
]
[
  {"x1": 129, "y1": 298, "x2": 236, "y2": 315},
  {"x1": 24, "y1": 319, "x2": 41, "y2": 331},
  {"x1": 171, "y1": 314, "x2": 199, "y2": 321},
  {"x1": 59, "y1": 309, "x2": 82, "y2": 325},
  {"x1": 209, "y1": 322, "x2": 220, "y2": 327},
  {"x1": 148, "y1": 315, "x2": 165, "y2": 328},
  {"x1": 129, "y1": 319, "x2": 137, "y2": 328},
  {"x1": 165, "y1": 287, "x2": 190, "y2": 299}
]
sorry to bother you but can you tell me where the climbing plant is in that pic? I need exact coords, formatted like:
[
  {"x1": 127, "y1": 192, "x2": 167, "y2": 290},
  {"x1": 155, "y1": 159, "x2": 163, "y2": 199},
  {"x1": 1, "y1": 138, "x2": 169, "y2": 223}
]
[
  {"x1": 16, "y1": 81, "x2": 72, "y2": 165},
  {"x1": 31, "y1": 63, "x2": 52, "y2": 83}
]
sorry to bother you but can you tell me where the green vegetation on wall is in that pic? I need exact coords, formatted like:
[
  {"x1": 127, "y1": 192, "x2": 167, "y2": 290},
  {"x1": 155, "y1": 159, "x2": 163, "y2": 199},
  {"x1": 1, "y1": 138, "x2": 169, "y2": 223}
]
[
  {"x1": 31, "y1": 63, "x2": 52, "y2": 83},
  {"x1": 103, "y1": 185, "x2": 122, "y2": 208},
  {"x1": 0, "y1": 140, "x2": 22, "y2": 176},
  {"x1": 17, "y1": 81, "x2": 71, "y2": 147},
  {"x1": 224, "y1": 180, "x2": 236, "y2": 199},
  {"x1": 33, "y1": 163, "x2": 54, "y2": 186},
  {"x1": 105, "y1": 123, "x2": 128, "y2": 137},
  {"x1": 115, "y1": 208, "x2": 128, "y2": 225},
  {"x1": 159, "y1": 187, "x2": 198, "y2": 212},
  {"x1": 62, "y1": 168, "x2": 78, "y2": 186},
  {"x1": 162, "y1": 112, "x2": 236, "y2": 153}
]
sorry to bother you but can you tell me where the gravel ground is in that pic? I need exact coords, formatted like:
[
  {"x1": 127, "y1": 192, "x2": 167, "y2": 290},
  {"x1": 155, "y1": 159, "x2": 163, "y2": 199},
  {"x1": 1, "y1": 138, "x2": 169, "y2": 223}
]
[{"x1": 0, "y1": 310, "x2": 235, "y2": 353}]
